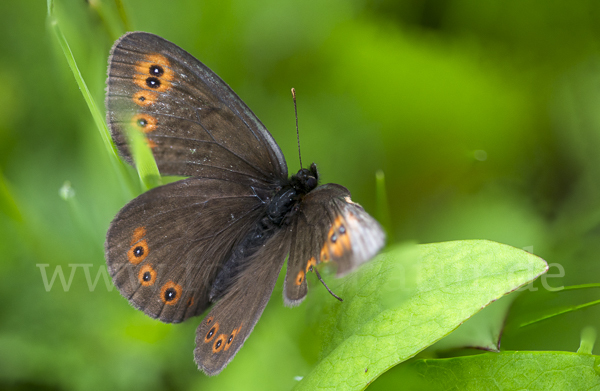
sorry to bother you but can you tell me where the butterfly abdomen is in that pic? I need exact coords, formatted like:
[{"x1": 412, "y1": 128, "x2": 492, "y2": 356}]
[
  {"x1": 266, "y1": 187, "x2": 298, "y2": 226},
  {"x1": 209, "y1": 165, "x2": 319, "y2": 301},
  {"x1": 209, "y1": 220, "x2": 277, "y2": 301}
]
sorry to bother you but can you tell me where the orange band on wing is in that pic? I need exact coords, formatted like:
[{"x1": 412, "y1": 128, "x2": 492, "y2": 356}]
[
  {"x1": 324, "y1": 215, "x2": 352, "y2": 258},
  {"x1": 130, "y1": 226, "x2": 146, "y2": 245},
  {"x1": 131, "y1": 114, "x2": 157, "y2": 133},
  {"x1": 133, "y1": 73, "x2": 171, "y2": 93},
  {"x1": 160, "y1": 281, "x2": 182, "y2": 305},
  {"x1": 320, "y1": 245, "x2": 330, "y2": 263},
  {"x1": 138, "y1": 264, "x2": 157, "y2": 286},
  {"x1": 224, "y1": 324, "x2": 242, "y2": 351},
  {"x1": 132, "y1": 90, "x2": 158, "y2": 107},
  {"x1": 133, "y1": 53, "x2": 174, "y2": 93},
  {"x1": 134, "y1": 54, "x2": 174, "y2": 81},
  {"x1": 305, "y1": 257, "x2": 317, "y2": 273},
  {"x1": 213, "y1": 334, "x2": 226, "y2": 353},
  {"x1": 146, "y1": 138, "x2": 157, "y2": 149},
  {"x1": 127, "y1": 239, "x2": 148, "y2": 265},
  {"x1": 205, "y1": 321, "x2": 219, "y2": 343}
]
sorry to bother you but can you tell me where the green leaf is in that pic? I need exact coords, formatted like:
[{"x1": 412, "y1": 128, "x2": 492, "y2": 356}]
[
  {"x1": 47, "y1": 0, "x2": 116, "y2": 162},
  {"x1": 427, "y1": 293, "x2": 515, "y2": 353},
  {"x1": 296, "y1": 240, "x2": 548, "y2": 390},
  {"x1": 370, "y1": 351, "x2": 600, "y2": 390},
  {"x1": 47, "y1": 0, "x2": 136, "y2": 197},
  {"x1": 123, "y1": 122, "x2": 162, "y2": 191}
]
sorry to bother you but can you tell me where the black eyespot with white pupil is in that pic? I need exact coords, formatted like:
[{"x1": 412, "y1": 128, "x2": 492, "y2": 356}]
[
  {"x1": 149, "y1": 65, "x2": 164, "y2": 76},
  {"x1": 137, "y1": 118, "x2": 147, "y2": 127},
  {"x1": 146, "y1": 77, "x2": 161, "y2": 89},
  {"x1": 164, "y1": 287, "x2": 176, "y2": 301},
  {"x1": 133, "y1": 246, "x2": 144, "y2": 257},
  {"x1": 207, "y1": 327, "x2": 215, "y2": 339},
  {"x1": 339, "y1": 225, "x2": 346, "y2": 234},
  {"x1": 142, "y1": 271, "x2": 151, "y2": 281},
  {"x1": 215, "y1": 340, "x2": 222, "y2": 349},
  {"x1": 228, "y1": 335, "x2": 233, "y2": 344},
  {"x1": 331, "y1": 233, "x2": 337, "y2": 243}
]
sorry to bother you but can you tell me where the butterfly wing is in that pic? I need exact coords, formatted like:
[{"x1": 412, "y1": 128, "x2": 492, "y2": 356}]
[
  {"x1": 284, "y1": 184, "x2": 385, "y2": 306},
  {"x1": 194, "y1": 229, "x2": 290, "y2": 376},
  {"x1": 106, "y1": 32, "x2": 287, "y2": 183},
  {"x1": 105, "y1": 177, "x2": 273, "y2": 323}
]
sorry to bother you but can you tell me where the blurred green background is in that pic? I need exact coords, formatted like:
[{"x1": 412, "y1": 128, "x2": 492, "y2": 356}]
[{"x1": 2, "y1": 0, "x2": 600, "y2": 389}]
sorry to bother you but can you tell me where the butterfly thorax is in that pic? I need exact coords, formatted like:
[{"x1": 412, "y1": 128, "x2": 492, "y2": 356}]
[
  {"x1": 209, "y1": 164, "x2": 319, "y2": 301},
  {"x1": 267, "y1": 163, "x2": 319, "y2": 226}
]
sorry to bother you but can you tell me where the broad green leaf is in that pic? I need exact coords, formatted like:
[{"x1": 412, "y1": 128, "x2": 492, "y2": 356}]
[
  {"x1": 427, "y1": 293, "x2": 514, "y2": 353},
  {"x1": 296, "y1": 240, "x2": 548, "y2": 390},
  {"x1": 369, "y1": 351, "x2": 600, "y2": 390}
]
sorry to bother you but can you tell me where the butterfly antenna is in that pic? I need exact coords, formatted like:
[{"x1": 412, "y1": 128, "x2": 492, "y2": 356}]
[
  {"x1": 310, "y1": 266, "x2": 343, "y2": 302},
  {"x1": 291, "y1": 88, "x2": 302, "y2": 168}
]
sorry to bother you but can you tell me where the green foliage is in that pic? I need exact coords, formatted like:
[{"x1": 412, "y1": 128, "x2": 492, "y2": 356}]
[
  {"x1": 371, "y1": 351, "x2": 600, "y2": 390},
  {"x1": 2, "y1": 0, "x2": 600, "y2": 390},
  {"x1": 297, "y1": 241, "x2": 547, "y2": 390},
  {"x1": 122, "y1": 122, "x2": 162, "y2": 190}
]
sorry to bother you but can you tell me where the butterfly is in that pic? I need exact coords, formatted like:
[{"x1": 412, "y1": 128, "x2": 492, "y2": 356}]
[{"x1": 104, "y1": 32, "x2": 385, "y2": 375}]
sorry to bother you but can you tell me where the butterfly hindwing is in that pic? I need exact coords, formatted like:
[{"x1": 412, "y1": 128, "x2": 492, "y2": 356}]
[
  {"x1": 283, "y1": 212, "x2": 319, "y2": 306},
  {"x1": 105, "y1": 177, "x2": 271, "y2": 323},
  {"x1": 106, "y1": 32, "x2": 287, "y2": 183},
  {"x1": 284, "y1": 184, "x2": 386, "y2": 305},
  {"x1": 194, "y1": 229, "x2": 290, "y2": 376}
]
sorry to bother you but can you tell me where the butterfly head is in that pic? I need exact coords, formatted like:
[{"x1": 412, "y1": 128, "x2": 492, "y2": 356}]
[{"x1": 290, "y1": 163, "x2": 319, "y2": 195}]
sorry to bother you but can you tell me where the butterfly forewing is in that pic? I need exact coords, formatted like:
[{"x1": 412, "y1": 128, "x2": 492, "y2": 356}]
[
  {"x1": 105, "y1": 177, "x2": 270, "y2": 323},
  {"x1": 284, "y1": 184, "x2": 386, "y2": 305},
  {"x1": 106, "y1": 32, "x2": 287, "y2": 183}
]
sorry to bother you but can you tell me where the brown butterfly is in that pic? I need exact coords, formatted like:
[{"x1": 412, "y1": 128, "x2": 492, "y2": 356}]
[{"x1": 104, "y1": 32, "x2": 385, "y2": 375}]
